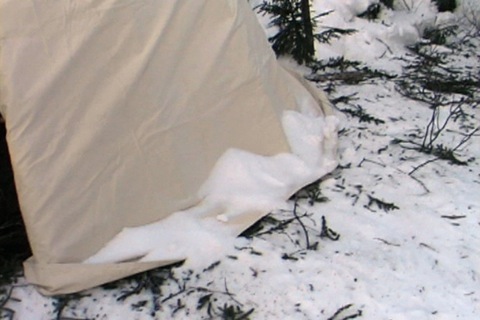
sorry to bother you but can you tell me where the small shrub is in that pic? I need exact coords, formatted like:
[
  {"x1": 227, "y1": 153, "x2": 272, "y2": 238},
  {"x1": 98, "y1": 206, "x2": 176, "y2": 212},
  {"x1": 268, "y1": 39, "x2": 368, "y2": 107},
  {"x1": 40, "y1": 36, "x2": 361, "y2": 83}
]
[
  {"x1": 432, "y1": 0, "x2": 457, "y2": 12},
  {"x1": 256, "y1": 1, "x2": 355, "y2": 64},
  {"x1": 358, "y1": 3, "x2": 382, "y2": 20},
  {"x1": 256, "y1": 0, "x2": 316, "y2": 64},
  {"x1": 380, "y1": 0, "x2": 394, "y2": 9}
]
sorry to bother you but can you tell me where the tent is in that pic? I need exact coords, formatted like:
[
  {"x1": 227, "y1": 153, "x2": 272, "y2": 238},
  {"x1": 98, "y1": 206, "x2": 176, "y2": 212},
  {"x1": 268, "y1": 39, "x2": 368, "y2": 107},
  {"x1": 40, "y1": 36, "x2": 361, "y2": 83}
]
[{"x1": 0, "y1": 0, "x2": 338, "y2": 295}]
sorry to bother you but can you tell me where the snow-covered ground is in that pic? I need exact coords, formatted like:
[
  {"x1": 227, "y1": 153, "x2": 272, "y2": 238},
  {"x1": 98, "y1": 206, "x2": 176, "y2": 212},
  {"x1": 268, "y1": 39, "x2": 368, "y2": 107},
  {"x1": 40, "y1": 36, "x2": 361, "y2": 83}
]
[{"x1": 2, "y1": 0, "x2": 479, "y2": 319}]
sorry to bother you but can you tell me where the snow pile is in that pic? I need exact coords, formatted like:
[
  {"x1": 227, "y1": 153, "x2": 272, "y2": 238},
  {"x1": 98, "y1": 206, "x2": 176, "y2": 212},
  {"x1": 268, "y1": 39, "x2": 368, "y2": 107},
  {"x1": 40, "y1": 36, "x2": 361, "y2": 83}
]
[{"x1": 84, "y1": 111, "x2": 339, "y2": 268}]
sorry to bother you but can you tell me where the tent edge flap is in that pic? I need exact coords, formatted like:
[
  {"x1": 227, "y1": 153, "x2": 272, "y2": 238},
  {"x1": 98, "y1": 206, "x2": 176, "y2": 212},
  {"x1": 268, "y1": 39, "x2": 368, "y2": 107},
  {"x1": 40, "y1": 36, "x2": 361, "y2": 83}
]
[{"x1": 23, "y1": 257, "x2": 181, "y2": 296}]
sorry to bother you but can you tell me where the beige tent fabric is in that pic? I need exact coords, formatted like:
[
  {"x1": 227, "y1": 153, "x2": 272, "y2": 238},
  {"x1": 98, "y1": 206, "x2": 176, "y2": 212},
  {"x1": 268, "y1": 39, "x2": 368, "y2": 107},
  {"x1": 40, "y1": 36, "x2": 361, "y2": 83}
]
[{"x1": 0, "y1": 0, "x2": 330, "y2": 295}]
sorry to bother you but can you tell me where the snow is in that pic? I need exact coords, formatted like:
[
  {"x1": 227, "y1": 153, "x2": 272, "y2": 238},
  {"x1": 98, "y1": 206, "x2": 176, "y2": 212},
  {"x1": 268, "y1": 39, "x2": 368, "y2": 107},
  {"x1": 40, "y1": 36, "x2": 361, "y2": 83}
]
[
  {"x1": 84, "y1": 112, "x2": 339, "y2": 268},
  {"x1": 2, "y1": 0, "x2": 479, "y2": 319}
]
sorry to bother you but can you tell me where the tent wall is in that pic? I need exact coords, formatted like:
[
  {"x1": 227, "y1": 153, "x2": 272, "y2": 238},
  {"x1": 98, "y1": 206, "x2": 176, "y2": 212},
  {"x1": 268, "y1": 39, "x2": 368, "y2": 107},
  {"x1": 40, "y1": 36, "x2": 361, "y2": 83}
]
[{"x1": 0, "y1": 0, "x2": 325, "y2": 294}]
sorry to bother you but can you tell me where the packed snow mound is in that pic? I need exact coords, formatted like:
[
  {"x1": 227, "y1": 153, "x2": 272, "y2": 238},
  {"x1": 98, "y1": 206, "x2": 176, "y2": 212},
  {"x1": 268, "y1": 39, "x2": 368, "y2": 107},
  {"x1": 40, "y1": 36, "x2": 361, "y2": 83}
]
[{"x1": 85, "y1": 111, "x2": 339, "y2": 268}]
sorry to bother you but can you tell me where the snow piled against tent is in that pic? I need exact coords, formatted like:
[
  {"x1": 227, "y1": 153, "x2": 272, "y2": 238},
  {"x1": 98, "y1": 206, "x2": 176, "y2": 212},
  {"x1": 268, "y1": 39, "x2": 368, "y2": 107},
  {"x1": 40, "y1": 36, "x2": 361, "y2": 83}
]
[{"x1": 85, "y1": 112, "x2": 340, "y2": 268}]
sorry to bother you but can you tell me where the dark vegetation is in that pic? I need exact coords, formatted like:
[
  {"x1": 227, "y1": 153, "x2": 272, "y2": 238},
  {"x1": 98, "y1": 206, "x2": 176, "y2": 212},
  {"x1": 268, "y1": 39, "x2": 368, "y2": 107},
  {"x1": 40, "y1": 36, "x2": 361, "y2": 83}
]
[
  {"x1": 0, "y1": 120, "x2": 31, "y2": 287},
  {"x1": 255, "y1": 0, "x2": 355, "y2": 64},
  {"x1": 433, "y1": 0, "x2": 457, "y2": 12}
]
